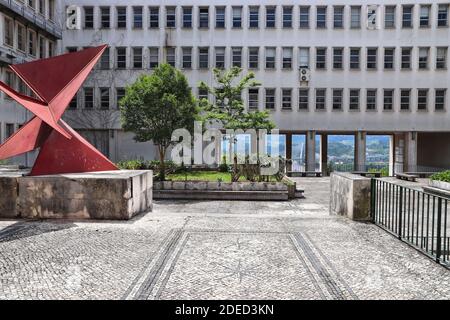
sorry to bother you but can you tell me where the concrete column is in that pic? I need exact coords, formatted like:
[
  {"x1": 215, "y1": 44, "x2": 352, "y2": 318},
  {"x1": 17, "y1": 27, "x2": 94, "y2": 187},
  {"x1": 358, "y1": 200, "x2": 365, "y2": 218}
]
[
  {"x1": 405, "y1": 131, "x2": 417, "y2": 172},
  {"x1": 306, "y1": 131, "x2": 316, "y2": 172},
  {"x1": 354, "y1": 131, "x2": 366, "y2": 172},
  {"x1": 285, "y1": 133, "x2": 292, "y2": 172},
  {"x1": 320, "y1": 134, "x2": 328, "y2": 175}
]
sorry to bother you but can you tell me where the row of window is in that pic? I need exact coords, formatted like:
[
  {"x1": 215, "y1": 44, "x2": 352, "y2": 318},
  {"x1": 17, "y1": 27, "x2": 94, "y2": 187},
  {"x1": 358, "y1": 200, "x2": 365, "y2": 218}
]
[
  {"x1": 79, "y1": 46, "x2": 449, "y2": 71},
  {"x1": 68, "y1": 87, "x2": 446, "y2": 112},
  {"x1": 17, "y1": 0, "x2": 56, "y2": 21},
  {"x1": 80, "y1": 4, "x2": 450, "y2": 30},
  {"x1": 3, "y1": 17, "x2": 56, "y2": 58}
]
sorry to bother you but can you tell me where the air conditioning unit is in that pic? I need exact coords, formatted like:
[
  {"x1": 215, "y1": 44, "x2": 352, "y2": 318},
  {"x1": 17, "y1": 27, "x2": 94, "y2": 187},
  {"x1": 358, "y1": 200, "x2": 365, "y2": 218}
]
[{"x1": 299, "y1": 68, "x2": 310, "y2": 82}]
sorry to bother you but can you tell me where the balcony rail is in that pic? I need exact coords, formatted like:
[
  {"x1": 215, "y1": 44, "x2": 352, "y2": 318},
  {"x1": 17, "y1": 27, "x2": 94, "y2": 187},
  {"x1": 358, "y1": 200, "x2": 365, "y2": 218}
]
[
  {"x1": 0, "y1": 0, "x2": 62, "y2": 39},
  {"x1": 371, "y1": 178, "x2": 449, "y2": 268}
]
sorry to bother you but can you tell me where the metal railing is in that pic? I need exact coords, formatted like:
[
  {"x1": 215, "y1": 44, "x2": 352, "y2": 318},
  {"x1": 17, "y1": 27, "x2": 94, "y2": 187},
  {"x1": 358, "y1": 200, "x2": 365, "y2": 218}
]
[{"x1": 371, "y1": 179, "x2": 449, "y2": 268}]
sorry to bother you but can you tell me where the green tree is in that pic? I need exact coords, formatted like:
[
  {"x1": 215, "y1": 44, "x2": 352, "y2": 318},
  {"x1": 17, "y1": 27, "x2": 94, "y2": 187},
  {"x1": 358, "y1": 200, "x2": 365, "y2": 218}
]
[
  {"x1": 120, "y1": 64, "x2": 198, "y2": 180},
  {"x1": 199, "y1": 67, "x2": 275, "y2": 181}
]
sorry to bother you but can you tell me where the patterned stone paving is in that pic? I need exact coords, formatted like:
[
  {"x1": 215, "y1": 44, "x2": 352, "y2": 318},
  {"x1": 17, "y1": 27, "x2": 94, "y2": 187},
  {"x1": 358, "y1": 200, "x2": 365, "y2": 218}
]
[{"x1": 0, "y1": 178, "x2": 449, "y2": 300}]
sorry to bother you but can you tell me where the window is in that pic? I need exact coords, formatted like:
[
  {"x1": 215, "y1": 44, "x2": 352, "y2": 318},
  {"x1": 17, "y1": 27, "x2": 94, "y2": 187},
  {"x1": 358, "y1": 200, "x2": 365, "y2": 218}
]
[
  {"x1": 215, "y1": 47, "x2": 225, "y2": 68},
  {"x1": 48, "y1": 0, "x2": 54, "y2": 20},
  {"x1": 332, "y1": 89, "x2": 343, "y2": 110},
  {"x1": 182, "y1": 47, "x2": 192, "y2": 69},
  {"x1": 385, "y1": 6, "x2": 396, "y2": 28},
  {"x1": 298, "y1": 47, "x2": 310, "y2": 68},
  {"x1": 248, "y1": 47, "x2": 259, "y2": 69},
  {"x1": 232, "y1": 7, "x2": 242, "y2": 28},
  {"x1": 17, "y1": 24, "x2": 26, "y2": 52},
  {"x1": 4, "y1": 71, "x2": 14, "y2": 94},
  {"x1": 265, "y1": 88, "x2": 275, "y2": 109},
  {"x1": 100, "y1": 88, "x2": 110, "y2": 109},
  {"x1": 117, "y1": 7, "x2": 127, "y2": 28},
  {"x1": 384, "y1": 48, "x2": 395, "y2": 69},
  {"x1": 266, "y1": 6, "x2": 276, "y2": 28},
  {"x1": 316, "y1": 6, "x2": 327, "y2": 28},
  {"x1": 383, "y1": 89, "x2": 394, "y2": 110},
  {"x1": 149, "y1": 7, "x2": 159, "y2": 28},
  {"x1": 69, "y1": 95, "x2": 77, "y2": 109},
  {"x1": 166, "y1": 47, "x2": 176, "y2": 67},
  {"x1": 400, "y1": 89, "x2": 410, "y2": 110},
  {"x1": 199, "y1": 47, "x2": 209, "y2": 69},
  {"x1": 283, "y1": 6, "x2": 293, "y2": 28},
  {"x1": 316, "y1": 48, "x2": 327, "y2": 69},
  {"x1": 116, "y1": 88, "x2": 125, "y2": 108},
  {"x1": 215, "y1": 7, "x2": 225, "y2": 28},
  {"x1": 419, "y1": 5, "x2": 430, "y2": 27},
  {"x1": 334, "y1": 6, "x2": 344, "y2": 28},
  {"x1": 299, "y1": 6, "x2": 310, "y2": 28},
  {"x1": 419, "y1": 47, "x2": 429, "y2": 69},
  {"x1": 199, "y1": 7, "x2": 209, "y2": 28},
  {"x1": 132, "y1": 47, "x2": 142, "y2": 68},
  {"x1": 350, "y1": 6, "x2": 361, "y2": 28},
  {"x1": 115, "y1": 47, "x2": 126, "y2": 69},
  {"x1": 5, "y1": 124, "x2": 15, "y2": 139},
  {"x1": 232, "y1": 47, "x2": 242, "y2": 67},
  {"x1": 66, "y1": 47, "x2": 77, "y2": 53},
  {"x1": 282, "y1": 89, "x2": 292, "y2": 109},
  {"x1": 133, "y1": 7, "x2": 143, "y2": 28},
  {"x1": 48, "y1": 41, "x2": 54, "y2": 57},
  {"x1": 435, "y1": 89, "x2": 446, "y2": 110},
  {"x1": 402, "y1": 5, "x2": 413, "y2": 28},
  {"x1": 38, "y1": 0, "x2": 44, "y2": 15},
  {"x1": 17, "y1": 79, "x2": 26, "y2": 94},
  {"x1": 367, "y1": 48, "x2": 377, "y2": 70},
  {"x1": 4, "y1": 17, "x2": 13, "y2": 47},
  {"x1": 149, "y1": 47, "x2": 159, "y2": 68},
  {"x1": 436, "y1": 47, "x2": 447, "y2": 69},
  {"x1": 100, "y1": 7, "x2": 110, "y2": 28},
  {"x1": 333, "y1": 48, "x2": 343, "y2": 69},
  {"x1": 182, "y1": 7, "x2": 192, "y2": 28},
  {"x1": 438, "y1": 4, "x2": 449, "y2": 27},
  {"x1": 349, "y1": 89, "x2": 360, "y2": 110},
  {"x1": 366, "y1": 89, "x2": 377, "y2": 110},
  {"x1": 99, "y1": 47, "x2": 110, "y2": 69},
  {"x1": 84, "y1": 87, "x2": 94, "y2": 109},
  {"x1": 401, "y1": 48, "x2": 412, "y2": 69},
  {"x1": 166, "y1": 7, "x2": 176, "y2": 28},
  {"x1": 248, "y1": 88, "x2": 259, "y2": 109},
  {"x1": 299, "y1": 89, "x2": 309, "y2": 109},
  {"x1": 315, "y1": 89, "x2": 326, "y2": 110},
  {"x1": 197, "y1": 88, "x2": 208, "y2": 102},
  {"x1": 249, "y1": 7, "x2": 259, "y2": 28},
  {"x1": 265, "y1": 47, "x2": 276, "y2": 69},
  {"x1": 28, "y1": 30, "x2": 36, "y2": 56},
  {"x1": 38, "y1": 36, "x2": 45, "y2": 58},
  {"x1": 417, "y1": 89, "x2": 428, "y2": 110},
  {"x1": 282, "y1": 47, "x2": 292, "y2": 69},
  {"x1": 84, "y1": 7, "x2": 93, "y2": 29}
]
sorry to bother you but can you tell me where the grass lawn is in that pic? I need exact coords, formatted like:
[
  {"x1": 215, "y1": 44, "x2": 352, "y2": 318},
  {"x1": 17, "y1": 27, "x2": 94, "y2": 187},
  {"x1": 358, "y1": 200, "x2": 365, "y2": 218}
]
[{"x1": 166, "y1": 170, "x2": 278, "y2": 182}]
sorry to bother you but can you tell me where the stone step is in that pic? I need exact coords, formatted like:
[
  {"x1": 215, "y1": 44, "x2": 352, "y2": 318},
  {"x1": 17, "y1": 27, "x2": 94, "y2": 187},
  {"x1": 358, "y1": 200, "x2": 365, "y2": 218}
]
[{"x1": 154, "y1": 190, "x2": 289, "y2": 201}]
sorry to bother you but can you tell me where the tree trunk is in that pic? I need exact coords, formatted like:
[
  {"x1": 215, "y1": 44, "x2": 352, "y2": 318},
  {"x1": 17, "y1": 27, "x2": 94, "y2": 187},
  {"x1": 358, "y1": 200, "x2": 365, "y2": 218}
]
[{"x1": 158, "y1": 145, "x2": 166, "y2": 181}]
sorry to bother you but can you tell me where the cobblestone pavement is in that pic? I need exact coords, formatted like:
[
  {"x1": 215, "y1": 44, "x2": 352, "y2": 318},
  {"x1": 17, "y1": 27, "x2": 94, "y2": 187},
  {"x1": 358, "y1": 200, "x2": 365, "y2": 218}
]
[{"x1": 1, "y1": 177, "x2": 449, "y2": 300}]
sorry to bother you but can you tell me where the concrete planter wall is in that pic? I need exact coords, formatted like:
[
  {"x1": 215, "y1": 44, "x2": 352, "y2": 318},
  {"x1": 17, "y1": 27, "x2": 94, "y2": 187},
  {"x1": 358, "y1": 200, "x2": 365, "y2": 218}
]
[
  {"x1": 154, "y1": 180, "x2": 288, "y2": 191},
  {"x1": 429, "y1": 180, "x2": 450, "y2": 192}
]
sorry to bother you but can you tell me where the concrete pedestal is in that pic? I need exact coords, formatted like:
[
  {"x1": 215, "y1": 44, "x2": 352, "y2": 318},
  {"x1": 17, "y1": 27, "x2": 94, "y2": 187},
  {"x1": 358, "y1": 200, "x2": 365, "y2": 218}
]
[
  {"x1": 0, "y1": 170, "x2": 152, "y2": 220},
  {"x1": 0, "y1": 171, "x2": 28, "y2": 218}
]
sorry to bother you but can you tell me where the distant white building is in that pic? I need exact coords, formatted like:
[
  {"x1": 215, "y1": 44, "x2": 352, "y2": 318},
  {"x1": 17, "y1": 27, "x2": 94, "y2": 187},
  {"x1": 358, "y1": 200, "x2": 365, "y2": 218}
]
[
  {"x1": 3, "y1": 1, "x2": 450, "y2": 173},
  {"x1": 0, "y1": 0, "x2": 61, "y2": 166}
]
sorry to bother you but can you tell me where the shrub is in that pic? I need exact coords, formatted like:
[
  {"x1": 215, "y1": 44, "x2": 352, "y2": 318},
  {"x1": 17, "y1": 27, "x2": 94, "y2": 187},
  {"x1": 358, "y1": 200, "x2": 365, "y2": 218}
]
[
  {"x1": 219, "y1": 155, "x2": 230, "y2": 172},
  {"x1": 117, "y1": 159, "x2": 147, "y2": 170},
  {"x1": 430, "y1": 170, "x2": 450, "y2": 183}
]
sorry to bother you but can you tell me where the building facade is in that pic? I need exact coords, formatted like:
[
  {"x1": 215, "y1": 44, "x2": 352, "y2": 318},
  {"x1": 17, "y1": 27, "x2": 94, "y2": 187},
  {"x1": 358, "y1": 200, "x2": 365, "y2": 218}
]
[
  {"x1": 10, "y1": 0, "x2": 450, "y2": 173},
  {"x1": 0, "y1": 0, "x2": 61, "y2": 166}
]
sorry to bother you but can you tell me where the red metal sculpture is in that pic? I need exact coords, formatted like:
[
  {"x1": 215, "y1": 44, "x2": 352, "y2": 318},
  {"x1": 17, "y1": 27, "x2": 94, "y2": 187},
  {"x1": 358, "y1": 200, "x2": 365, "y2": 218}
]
[{"x1": 0, "y1": 45, "x2": 118, "y2": 176}]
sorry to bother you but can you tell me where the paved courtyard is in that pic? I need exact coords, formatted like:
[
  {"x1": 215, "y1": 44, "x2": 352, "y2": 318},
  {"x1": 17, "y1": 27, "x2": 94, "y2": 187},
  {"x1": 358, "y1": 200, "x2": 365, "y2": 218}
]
[{"x1": 0, "y1": 177, "x2": 449, "y2": 300}]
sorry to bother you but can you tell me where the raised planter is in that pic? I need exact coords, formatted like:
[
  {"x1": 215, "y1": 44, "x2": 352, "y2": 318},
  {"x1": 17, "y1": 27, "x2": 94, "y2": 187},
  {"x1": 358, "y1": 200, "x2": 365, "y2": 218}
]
[
  {"x1": 154, "y1": 180, "x2": 290, "y2": 201},
  {"x1": 423, "y1": 180, "x2": 450, "y2": 198},
  {"x1": 429, "y1": 179, "x2": 450, "y2": 191}
]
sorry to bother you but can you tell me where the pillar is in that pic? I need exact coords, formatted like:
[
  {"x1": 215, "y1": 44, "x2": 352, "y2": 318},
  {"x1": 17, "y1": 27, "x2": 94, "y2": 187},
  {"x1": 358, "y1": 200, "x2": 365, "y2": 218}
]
[
  {"x1": 354, "y1": 131, "x2": 366, "y2": 172},
  {"x1": 405, "y1": 131, "x2": 417, "y2": 173},
  {"x1": 306, "y1": 131, "x2": 316, "y2": 172},
  {"x1": 285, "y1": 133, "x2": 292, "y2": 172},
  {"x1": 320, "y1": 134, "x2": 328, "y2": 175}
]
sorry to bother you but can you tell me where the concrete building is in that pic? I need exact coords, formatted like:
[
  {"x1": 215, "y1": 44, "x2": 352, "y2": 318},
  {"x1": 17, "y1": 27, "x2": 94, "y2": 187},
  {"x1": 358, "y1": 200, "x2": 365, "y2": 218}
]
[
  {"x1": 0, "y1": 0, "x2": 61, "y2": 166},
  {"x1": 7, "y1": 0, "x2": 450, "y2": 173}
]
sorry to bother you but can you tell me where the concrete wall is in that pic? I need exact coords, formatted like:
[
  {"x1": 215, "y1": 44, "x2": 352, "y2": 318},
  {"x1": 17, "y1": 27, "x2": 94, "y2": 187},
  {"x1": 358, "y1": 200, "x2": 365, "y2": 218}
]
[
  {"x1": 330, "y1": 172, "x2": 371, "y2": 221},
  {"x1": 417, "y1": 132, "x2": 450, "y2": 170}
]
